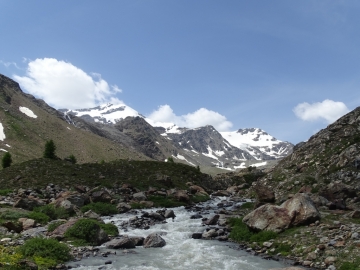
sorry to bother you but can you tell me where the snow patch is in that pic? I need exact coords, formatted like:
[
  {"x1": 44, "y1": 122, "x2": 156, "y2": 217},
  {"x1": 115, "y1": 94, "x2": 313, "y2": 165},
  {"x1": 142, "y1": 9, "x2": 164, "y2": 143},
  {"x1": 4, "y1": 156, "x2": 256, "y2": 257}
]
[
  {"x1": 67, "y1": 127, "x2": 71, "y2": 130},
  {"x1": 174, "y1": 154, "x2": 195, "y2": 166},
  {"x1": 0, "y1": 149, "x2": 8, "y2": 152},
  {"x1": 19, "y1": 106, "x2": 37, "y2": 118},
  {"x1": 5, "y1": 144, "x2": 11, "y2": 148},
  {"x1": 0, "y1": 123, "x2": 5, "y2": 141}
]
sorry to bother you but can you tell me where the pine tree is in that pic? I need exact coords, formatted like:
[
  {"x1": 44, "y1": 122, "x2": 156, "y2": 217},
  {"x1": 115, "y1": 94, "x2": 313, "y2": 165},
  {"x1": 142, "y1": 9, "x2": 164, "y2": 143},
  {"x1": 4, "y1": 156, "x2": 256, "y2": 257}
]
[
  {"x1": 2, "y1": 152, "x2": 12, "y2": 168},
  {"x1": 44, "y1": 140, "x2": 56, "y2": 159}
]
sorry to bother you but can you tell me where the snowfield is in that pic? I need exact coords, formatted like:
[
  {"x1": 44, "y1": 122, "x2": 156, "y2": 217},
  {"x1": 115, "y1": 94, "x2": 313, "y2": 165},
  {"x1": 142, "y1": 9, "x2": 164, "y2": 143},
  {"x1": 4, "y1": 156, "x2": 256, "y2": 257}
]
[
  {"x1": 0, "y1": 123, "x2": 5, "y2": 141},
  {"x1": 19, "y1": 106, "x2": 38, "y2": 118}
]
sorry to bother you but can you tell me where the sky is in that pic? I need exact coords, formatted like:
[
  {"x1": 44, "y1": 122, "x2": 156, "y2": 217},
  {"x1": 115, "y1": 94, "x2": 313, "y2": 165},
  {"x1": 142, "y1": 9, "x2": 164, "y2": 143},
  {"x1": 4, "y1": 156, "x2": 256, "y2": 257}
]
[{"x1": 1, "y1": 0, "x2": 359, "y2": 144}]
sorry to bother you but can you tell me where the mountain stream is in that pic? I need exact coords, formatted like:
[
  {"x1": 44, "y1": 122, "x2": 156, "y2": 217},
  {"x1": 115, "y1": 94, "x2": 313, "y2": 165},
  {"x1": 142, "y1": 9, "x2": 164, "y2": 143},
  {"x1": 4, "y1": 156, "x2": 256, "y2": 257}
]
[{"x1": 66, "y1": 197, "x2": 288, "y2": 270}]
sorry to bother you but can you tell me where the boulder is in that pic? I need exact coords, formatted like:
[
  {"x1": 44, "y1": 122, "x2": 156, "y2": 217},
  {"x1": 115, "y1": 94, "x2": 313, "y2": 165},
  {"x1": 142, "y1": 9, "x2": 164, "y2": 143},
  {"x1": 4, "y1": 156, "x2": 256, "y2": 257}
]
[
  {"x1": 18, "y1": 218, "x2": 36, "y2": 231},
  {"x1": 83, "y1": 210, "x2": 102, "y2": 221},
  {"x1": 91, "y1": 190, "x2": 112, "y2": 203},
  {"x1": 21, "y1": 227, "x2": 47, "y2": 238},
  {"x1": 243, "y1": 204, "x2": 291, "y2": 233},
  {"x1": 129, "y1": 236, "x2": 145, "y2": 246},
  {"x1": 202, "y1": 229, "x2": 218, "y2": 239},
  {"x1": 212, "y1": 190, "x2": 230, "y2": 197},
  {"x1": 105, "y1": 236, "x2": 136, "y2": 249},
  {"x1": 164, "y1": 209, "x2": 176, "y2": 219},
  {"x1": 143, "y1": 233, "x2": 166, "y2": 248},
  {"x1": 254, "y1": 184, "x2": 275, "y2": 204},
  {"x1": 280, "y1": 193, "x2": 321, "y2": 226},
  {"x1": 173, "y1": 190, "x2": 190, "y2": 203},
  {"x1": 148, "y1": 212, "x2": 165, "y2": 221},
  {"x1": 189, "y1": 185, "x2": 208, "y2": 195},
  {"x1": 13, "y1": 197, "x2": 45, "y2": 211},
  {"x1": 47, "y1": 218, "x2": 79, "y2": 239},
  {"x1": 117, "y1": 203, "x2": 132, "y2": 213},
  {"x1": 133, "y1": 192, "x2": 147, "y2": 201},
  {"x1": 204, "y1": 215, "x2": 219, "y2": 225},
  {"x1": 55, "y1": 191, "x2": 89, "y2": 208},
  {"x1": 2, "y1": 221, "x2": 22, "y2": 233}
]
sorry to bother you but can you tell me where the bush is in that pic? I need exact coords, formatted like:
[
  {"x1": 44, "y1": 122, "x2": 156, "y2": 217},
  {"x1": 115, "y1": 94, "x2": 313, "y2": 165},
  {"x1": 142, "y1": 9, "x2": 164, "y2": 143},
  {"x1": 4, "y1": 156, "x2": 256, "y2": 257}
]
[
  {"x1": 67, "y1": 154, "x2": 77, "y2": 164},
  {"x1": 43, "y1": 140, "x2": 56, "y2": 159},
  {"x1": 33, "y1": 204, "x2": 70, "y2": 220},
  {"x1": 64, "y1": 219, "x2": 101, "y2": 245},
  {"x1": 81, "y1": 202, "x2": 118, "y2": 216},
  {"x1": 148, "y1": 195, "x2": 185, "y2": 208},
  {"x1": 19, "y1": 237, "x2": 71, "y2": 264},
  {"x1": 99, "y1": 223, "x2": 119, "y2": 236},
  {"x1": 0, "y1": 210, "x2": 26, "y2": 221},
  {"x1": 240, "y1": 202, "x2": 254, "y2": 209},
  {"x1": 167, "y1": 157, "x2": 174, "y2": 163},
  {"x1": 192, "y1": 194, "x2": 210, "y2": 203},
  {"x1": 2, "y1": 152, "x2": 12, "y2": 168},
  {"x1": 27, "y1": 212, "x2": 50, "y2": 225}
]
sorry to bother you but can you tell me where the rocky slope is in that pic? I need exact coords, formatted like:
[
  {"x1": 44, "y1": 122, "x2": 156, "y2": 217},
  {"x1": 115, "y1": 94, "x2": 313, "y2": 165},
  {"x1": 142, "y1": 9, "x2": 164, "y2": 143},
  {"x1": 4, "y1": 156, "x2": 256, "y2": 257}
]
[{"x1": 0, "y1": 74, "x2": 149, "y2": 164}]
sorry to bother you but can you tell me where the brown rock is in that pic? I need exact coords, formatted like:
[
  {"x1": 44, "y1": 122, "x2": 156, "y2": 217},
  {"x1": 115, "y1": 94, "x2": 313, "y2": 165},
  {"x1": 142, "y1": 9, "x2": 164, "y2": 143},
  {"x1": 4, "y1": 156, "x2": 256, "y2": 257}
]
[
  {"x1": 48, "y1": 218, "x2": 79, "y2": 239},
  {"x1": 280, "y1": 193, "x2": 320, "y2": 226},
  {"x1": 13, "y1": 197, "x2": 45, "y2": 211},
  {"x1": 243, "y1": 204, "x2": 291, "y2": 232},
  {"x1": 254, "y1": 184, "x2": 275, "y2": 203},
  {"x1": 18, "y1": 218, "x2": 36, "y2": 230},
  {"x1": 91, "y1": 190, "x2": 112, "y2": 203}
]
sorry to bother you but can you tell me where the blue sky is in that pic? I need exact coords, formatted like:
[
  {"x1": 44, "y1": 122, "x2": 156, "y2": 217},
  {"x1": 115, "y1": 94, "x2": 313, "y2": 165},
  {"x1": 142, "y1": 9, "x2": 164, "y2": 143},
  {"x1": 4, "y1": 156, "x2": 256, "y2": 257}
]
[{"x1": 1, "y1": 0, "x2": 359, "y2": 144}]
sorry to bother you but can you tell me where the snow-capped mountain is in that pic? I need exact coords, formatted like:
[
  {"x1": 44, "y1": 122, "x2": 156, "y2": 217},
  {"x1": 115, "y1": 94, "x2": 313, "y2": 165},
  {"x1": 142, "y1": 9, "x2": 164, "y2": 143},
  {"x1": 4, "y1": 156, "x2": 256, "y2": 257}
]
[
  {"x1": 59, "y1": 103, "x2": 293, "y2": 170},
  {"x1": 221, "y1": 128, "x2": 293, "y2": 160},
  {"x1": 59, "y1": 103, "x2": 144, "y2": 124}
]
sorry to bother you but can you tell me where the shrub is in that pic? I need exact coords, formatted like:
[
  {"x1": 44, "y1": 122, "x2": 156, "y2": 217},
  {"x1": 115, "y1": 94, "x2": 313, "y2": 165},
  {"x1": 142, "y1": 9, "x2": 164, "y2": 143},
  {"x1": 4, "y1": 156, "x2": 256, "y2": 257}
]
[
  {"x1": 81, "y1": 202, "x2": 118, "y2": 216},
  {"x1": 27, "y1": 212, "x2": 50, "y2": 225},
  {"x1": 64, "y1": 219, "x2": 101, "y2": 245},
  {"x1": 19, "y1": 237, "x2": 71, "y2": 264},
  {"x1": 67, "y1": 154, "x2": 77, "y2": 164},
  {"x1": 99, "y1": 223, "x2": 119, "y2": 236},
  {"x1": 167, "y1": 157, "x2": 174, "y2": 163},
  {"x1": 43, "y1": 140, "x2": 56, "y2": 159},
  {"x1": 0, "y1": 210, "x2": 26, "y2": 221},
  {"x1": 192, "y1": 194, "x2": 210, "y2": 203},
  {"x1": 2, "y1": 152, "x2": 12, "y2": 168},
  {"x1": 33, "y1": 205, "x2": 69, "y2": 220},
  {"x1": 148, "y1": 195, "x2": 185, "y2": 208},
  {"x1": 250, "y1": 230, "x2": 277, "y2": 242},
  {"x1": 273, "y1": 243, "x2": 292, "y2": 256},
  {"x1": 240, "y1": 202, "x2": 254, "y2": 209}
]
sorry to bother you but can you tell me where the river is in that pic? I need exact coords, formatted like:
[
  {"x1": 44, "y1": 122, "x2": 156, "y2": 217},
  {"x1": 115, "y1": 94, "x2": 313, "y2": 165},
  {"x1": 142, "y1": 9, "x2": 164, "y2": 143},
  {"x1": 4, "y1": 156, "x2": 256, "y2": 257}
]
[{"x1": 66, "y1": 197, "x2": 288, "y2": 270}]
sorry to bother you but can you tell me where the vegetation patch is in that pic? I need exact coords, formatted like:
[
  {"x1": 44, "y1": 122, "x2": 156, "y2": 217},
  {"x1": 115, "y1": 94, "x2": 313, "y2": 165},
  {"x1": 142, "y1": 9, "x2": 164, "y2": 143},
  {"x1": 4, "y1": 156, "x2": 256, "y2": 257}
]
[
  {"x1": 148, "y1": 195, "x2": 186, "y2": 208},
  {"x1": 191, "y1": 194, "x2": 210, "y2": 203},
  {"x1": 19, "y1": 237, "x2": 71, "y2": 266},
  {"x1": 99, "y1": 223, "x2": 119, "y2": 236},
  {"x1": 27, "y1": 212, "x2": 50, "y2": 225},
  {"x1": 0, "y1": 189, "x2": 12, "y2": 196},
  {"x1": 81, "y1": 202, "x2": 118, "y2": 216},
  {"x1": 64, "y1": 219, "x2": 102, "y2": 245},
  {"x1": 47, "y1": 221, "x2": 66, "y2": 232},
  {"x1": 33, "y1": 205, "x2": 70, "y2": 220},
  {"x1": 239, "y1": 202, "x2": 254, "y2": 209}
]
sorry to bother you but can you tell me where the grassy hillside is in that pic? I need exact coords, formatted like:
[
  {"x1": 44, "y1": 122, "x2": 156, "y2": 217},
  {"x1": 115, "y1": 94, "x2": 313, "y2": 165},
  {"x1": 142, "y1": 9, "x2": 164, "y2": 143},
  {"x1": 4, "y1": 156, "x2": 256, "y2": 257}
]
[
  {"x1": 0, "y1": 158, "x2": 210, "y2": 190},
  {"x1": 0, "y1": 74, "x2": 149, "y2": 164}
]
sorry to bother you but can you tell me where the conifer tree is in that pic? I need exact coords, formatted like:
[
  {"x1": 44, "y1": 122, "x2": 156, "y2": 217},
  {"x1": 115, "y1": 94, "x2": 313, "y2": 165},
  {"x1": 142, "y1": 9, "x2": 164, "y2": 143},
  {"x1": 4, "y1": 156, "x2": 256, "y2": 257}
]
[
  {"x1": 2, "y1": 152, "x2": 12, "y2": 168},
  {"x1": 44, "y1": 140, "x2": 56, "y2": 159}
]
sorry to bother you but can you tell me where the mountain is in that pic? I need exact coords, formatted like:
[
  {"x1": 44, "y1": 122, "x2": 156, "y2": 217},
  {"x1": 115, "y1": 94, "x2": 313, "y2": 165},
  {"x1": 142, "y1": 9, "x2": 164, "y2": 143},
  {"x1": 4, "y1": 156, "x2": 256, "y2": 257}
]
[
  {"x1": 0, "y1": 74, "x2": 149, "y2": 164},
  {"x1": 61, "y1": 103, "x2": 293, "y2": 171},
  {"x1": 255, "y1": 106, "x2": 360, "y2": 208},
  {"x1": 221, "y1": 128, "x2": 293, "y2": 160}
]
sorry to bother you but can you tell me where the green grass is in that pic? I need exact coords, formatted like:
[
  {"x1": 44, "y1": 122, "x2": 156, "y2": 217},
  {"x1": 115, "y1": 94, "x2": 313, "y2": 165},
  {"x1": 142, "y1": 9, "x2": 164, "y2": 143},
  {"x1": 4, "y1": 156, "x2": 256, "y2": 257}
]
[
  {"x1": 32, "y1": 205, "x2": 70, "y2": 220},
  {"x1": 0, "y1": 189, "x2": 13, "y2": 196},
  {"x1": 148, "y1": 195, "x2": 186, "y2": 208},
  {"x1": 99, "y1": 223, "x2": 119, "y2": 236},
  {"x1": 240, "y1": 202, "x2": 254, "y2": 209},
  {"x1": 27, "y1": 212, "x2": 50, "y2": 225},
  {"x1": 228, "y1": 217, "x2": 278, "y2": 243},
  {"x1": 47, "y1": 221, "x2": 66, "y2": 232},
  {"x1": 81, "y1": 202, "x2": 118, "y2": 216},
  {"x1": 191, "y1": 194, "x2": 210, "y2": 203},
  {"x1": 273, "y1": 243, "x2": 292, "y2": 256},
  {"x1": 0, "y1": 159, "x2": 208, "y2": 191}
]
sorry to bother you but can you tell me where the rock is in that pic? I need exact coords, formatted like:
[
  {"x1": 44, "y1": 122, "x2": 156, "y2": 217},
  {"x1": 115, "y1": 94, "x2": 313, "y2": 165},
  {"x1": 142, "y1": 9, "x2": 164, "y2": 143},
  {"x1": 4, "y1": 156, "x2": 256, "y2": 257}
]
[
  {"x1": 21, "y1": 227, "x2": 47, "y2": 238},
  {"x1": 212, "y1": 190, "x2": 230, "y2": 197},
  {"x1": 309, "y1": 194, "x2": 330, "y2": 208},
  {"x1": 164, "y1": 209, "x2": 176, "y2": 219},
  {"x1": 173, "y1": 190, "x2": 190, "y2": 203},
  {"x1": 191, "y1": 233, "x2": 202, "y2": 239},
  {"x1": 96, "y1": 229, "x2": 110, "y2": 245},
  {"x1": 189, "y1": 185, "x2": 208, "y2": 195},
  {"x1": 263, "y1": 242, "x2": 273, "y2": 248},
  {"x1": 91, "y1": 190, "x2": 112, "y2": 203},
  {"x1": 202, "y1": 229, "x2": 218, "y2": 239},
  {"x1": 143, "y1": 233, "x2": 166, "y2": 248},
  {"x1": 129, "y1": 236, "x2": 144, "y2": 246},
  {"x1": 0, "y1": 226, "x2": 8, "y2": 234},
  {"x1": 47, "y1": 218, "x2": 79, "y2": 239},
  {"x1": 116, "y1": 203, "x2": 132, "y2": 213},
  {"x1": 55, "y1": 191, "x2": 89, "y2": 208},
  {"x1": 254, "y1": 184, "x2": 275, "y2": 204},
  {"x1": 105, "y1": 236, "x2": 136, "y2": 249},
  {"x1": 83, "y1": 210, "x2": 102, "y2": 220},
  {"x1": 190, "y1": 214, "x2": 203, "y2": 219},
  {"x1": 306, "y1": 251, "x2": 317, "y2": 261},
  {"x1": 139, "y1": 201, "x2": 154, "y2": 208},
  {"x1": 2, "y1": 221, "x2": 22, "y2": 233},
  {"x1": 148, "y1": 212, "x2": 165, "y2": 221},
  {"x1": 13, "y1": 197, "x2": 45, "y2": 211},
  {"x1": 133, "y1": 192, "x2": 147, "y2": 201},
  {"x1": 18, "y1": 218, "x2": 36, "y2": 230},
  {"x1": 268, "y1": 268, "x2": 304, "y2": 270},
  {"x1": 349, "y1": 210, "x2": 360, "y2": 218},
  {"x1": 243, "y1": 204, "x2": 291, "y2": 233},
  {"x1": 324, "y1": 256, "x2": 337, "y2": 265},
  {"x1": 204, "y1": 215, "x2": 219, "y2": 225},
  {"x1": 280, "y1": 193, "x2": 320, "y2": 226}
]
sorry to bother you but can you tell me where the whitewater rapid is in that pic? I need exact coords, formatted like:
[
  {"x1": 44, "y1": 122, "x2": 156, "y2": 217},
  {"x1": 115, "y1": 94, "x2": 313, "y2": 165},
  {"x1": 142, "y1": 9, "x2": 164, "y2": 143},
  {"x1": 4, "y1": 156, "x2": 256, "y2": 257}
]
[{"x1": 66, "y1": 197, "x2": 287, "y2": 270}]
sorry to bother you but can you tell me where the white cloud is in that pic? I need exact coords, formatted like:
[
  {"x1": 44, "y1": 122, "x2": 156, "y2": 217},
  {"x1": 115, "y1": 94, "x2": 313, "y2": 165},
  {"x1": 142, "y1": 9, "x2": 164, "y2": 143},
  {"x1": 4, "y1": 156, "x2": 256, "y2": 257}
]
[
  {"x1": 13, "y1": 58, "x2": 122, "y2": 109},
  {"x1": 293, "y1": 99, "x2": 349, "y2": 124},
  {"x1": 147, "y1": 104, "x2": 233, "y2": 131},
  {"x1": 0, "y1": 60, "x2": 20, "y2": 69}
]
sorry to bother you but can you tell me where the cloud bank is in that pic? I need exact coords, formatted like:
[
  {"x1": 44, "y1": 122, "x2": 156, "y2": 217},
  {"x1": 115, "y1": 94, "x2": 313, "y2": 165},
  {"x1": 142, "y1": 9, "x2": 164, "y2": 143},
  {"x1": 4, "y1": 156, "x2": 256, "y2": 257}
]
[
  {"x1": 293, "y1": 99, "x2": 349, "y2": 124},
  {"x1": 13, "y1": 58, "x2": 122, "y2": 109},
  {"x1": 147, "y1": 104, "x2": 233, "y2": 131}
]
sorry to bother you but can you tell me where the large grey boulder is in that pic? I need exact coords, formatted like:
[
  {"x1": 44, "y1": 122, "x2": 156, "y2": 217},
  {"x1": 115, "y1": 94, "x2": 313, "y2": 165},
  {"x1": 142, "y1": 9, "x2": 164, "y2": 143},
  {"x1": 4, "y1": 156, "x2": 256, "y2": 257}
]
[
  {"x1": 105, "y1": 236, "x2": 135, "y2": 249},
  {"x1": 143, "y1": 233, "x2": 166, "y2": 248},
  {"x1": 243, "y1": 204, "x2": 291, "y2": 233},
  {"x1": 280, "y1": 193, "x2": 320, "y2": 226},
  {"x1": 133, "y1": 192, "x2": 147, "y2": 201}
]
